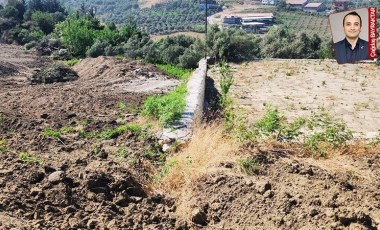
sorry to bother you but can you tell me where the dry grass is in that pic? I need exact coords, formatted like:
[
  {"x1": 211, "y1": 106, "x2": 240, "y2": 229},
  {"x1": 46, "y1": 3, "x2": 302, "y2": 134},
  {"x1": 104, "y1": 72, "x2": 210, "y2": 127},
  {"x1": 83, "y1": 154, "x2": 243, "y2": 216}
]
[
  {"x1": 153, "y1": 123, "x2": 239, "y2": 221},
  {"x1": 155, "y1": 123, "x2": 239, "y2": 192}
]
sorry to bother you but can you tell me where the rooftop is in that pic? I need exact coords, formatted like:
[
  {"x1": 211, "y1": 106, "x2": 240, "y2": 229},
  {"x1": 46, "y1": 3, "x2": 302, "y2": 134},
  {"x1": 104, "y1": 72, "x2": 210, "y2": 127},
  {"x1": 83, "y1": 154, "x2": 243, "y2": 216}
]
[
  {"x1": 286, "y1": 0, "x2": 308, "y2": 5},
  {"x1": 304, "y1": 2, "x2": 324, "y2": 7},
  {"x1": 222, "y1": 13, "x2": 274, "y2": 18}
]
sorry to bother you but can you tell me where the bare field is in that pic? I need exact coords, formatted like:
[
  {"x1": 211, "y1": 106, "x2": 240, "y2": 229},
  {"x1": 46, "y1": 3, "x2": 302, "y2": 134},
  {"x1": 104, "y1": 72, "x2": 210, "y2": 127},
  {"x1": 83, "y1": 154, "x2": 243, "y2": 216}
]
[{"x1": 208, "y1": 59, "x2": 380, "y2": 138}]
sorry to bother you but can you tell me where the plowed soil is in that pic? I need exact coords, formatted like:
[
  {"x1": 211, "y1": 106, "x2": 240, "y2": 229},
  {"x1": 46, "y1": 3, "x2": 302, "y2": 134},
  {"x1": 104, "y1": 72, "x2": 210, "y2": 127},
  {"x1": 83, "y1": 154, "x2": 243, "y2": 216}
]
[{"x1": 0, "y1": 44, "x2": 179, "y2": 229}]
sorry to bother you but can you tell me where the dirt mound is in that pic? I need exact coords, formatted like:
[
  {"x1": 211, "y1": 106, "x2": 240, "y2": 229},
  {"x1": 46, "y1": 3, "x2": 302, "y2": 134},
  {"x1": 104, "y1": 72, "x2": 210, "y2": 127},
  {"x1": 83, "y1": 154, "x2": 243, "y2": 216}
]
[
  {"x1": 30, "y1": 64, "x2": 79, "y2": 84},
  {"x1": 187, "y1": 150, "x2": 380, "y2": 229},
  {"x1": 73, "y1": 56, "x2": 167, "y2": 81}
]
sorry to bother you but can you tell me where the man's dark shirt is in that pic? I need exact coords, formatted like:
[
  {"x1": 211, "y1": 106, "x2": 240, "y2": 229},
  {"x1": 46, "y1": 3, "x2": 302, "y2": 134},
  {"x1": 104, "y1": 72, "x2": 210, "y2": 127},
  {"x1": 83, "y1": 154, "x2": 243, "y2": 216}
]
[{"x1": 334, "y1": 37, "x2": 369, "y2": 64}]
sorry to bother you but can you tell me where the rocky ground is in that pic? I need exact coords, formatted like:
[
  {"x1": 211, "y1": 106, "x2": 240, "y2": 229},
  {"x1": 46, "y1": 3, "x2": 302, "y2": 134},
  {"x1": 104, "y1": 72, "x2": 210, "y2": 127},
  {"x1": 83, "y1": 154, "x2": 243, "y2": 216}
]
[{"x1": 0, "y1": 44, "x2": 380, "y2": 229}]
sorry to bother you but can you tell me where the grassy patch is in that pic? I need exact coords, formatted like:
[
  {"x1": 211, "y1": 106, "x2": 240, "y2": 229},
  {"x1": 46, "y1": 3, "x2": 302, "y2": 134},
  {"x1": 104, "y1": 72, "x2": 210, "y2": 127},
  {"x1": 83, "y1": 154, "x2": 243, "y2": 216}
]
[
  {"x1": 19, "y1": 152, "x2": 42, "y2": 164},
  {"x1": 156, "y1": 64, "x2": 192, "y2": 81},
  {"x1": 225, "y1": 104, "x2": 353, "y2": 157},
  {"x1": 42, "y1": 128, "x2": 61, "y2": 139},
  {"x1": 100, "y1": 124, "x2": 142, "y2": 140},
  {"x1": 142, "y1": 84, "x2": 187, "y2": 127}
]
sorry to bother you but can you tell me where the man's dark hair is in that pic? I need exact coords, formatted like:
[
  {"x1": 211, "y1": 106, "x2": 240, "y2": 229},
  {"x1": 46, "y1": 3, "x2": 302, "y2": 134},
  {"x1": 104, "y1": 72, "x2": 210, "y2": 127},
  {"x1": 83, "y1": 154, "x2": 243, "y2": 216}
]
[{"x1": 343, "y1": 11, "x2": 362, "y2": 27}]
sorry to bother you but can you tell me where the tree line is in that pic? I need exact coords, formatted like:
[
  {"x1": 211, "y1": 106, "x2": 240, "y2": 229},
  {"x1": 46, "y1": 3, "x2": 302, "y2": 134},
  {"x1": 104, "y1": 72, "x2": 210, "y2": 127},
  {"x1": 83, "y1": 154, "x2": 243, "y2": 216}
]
[{"x1": 0, "y1": 0, "x2": 335, "y2": 69}]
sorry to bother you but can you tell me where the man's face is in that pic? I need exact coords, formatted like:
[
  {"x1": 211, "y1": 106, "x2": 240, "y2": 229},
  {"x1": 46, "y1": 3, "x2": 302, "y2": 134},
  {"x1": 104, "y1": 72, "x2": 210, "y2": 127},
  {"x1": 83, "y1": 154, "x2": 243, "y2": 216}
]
[{"x1": 343, "y1": 15, "x2": 361, "y2": 40}]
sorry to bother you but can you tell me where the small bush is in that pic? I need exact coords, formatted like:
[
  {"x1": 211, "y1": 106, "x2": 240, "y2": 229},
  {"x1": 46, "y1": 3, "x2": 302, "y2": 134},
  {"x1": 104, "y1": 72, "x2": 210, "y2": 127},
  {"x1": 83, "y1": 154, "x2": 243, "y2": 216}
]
[
  {"x1": 86, "y1": 40, "x2": 110, "y2": 57},
  {"x1": 24, "y1": 41, "x2": 37, "y2": 50}
]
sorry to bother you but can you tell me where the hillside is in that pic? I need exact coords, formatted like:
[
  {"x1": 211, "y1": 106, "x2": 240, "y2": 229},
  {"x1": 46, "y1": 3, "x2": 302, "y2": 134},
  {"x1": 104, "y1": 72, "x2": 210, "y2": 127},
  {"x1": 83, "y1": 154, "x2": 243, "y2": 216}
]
[{"x1": 59, "y1": 0, "x2": 207, "y2": 35}]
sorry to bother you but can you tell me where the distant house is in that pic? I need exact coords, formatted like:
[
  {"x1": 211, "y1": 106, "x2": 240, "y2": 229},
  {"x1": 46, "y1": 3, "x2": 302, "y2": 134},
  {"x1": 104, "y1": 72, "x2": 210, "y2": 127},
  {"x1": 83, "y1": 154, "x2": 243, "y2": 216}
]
[
  {"x1": 332, "y1": 0, "x2": 349, "y2": 11},
  {"x1": 262, "y1": 0, "x2": 277, "y2": 5},
  {"x1": 221, "y1": 13, "x2": 275, "y2": 33},
  {"x1": 223, "y1": 16, "x2": 242, "y2": 25},
  {"x1": 303, "y1": 2, "x2": 327, "y2": 13},
  {"x1": 286, "y1": 0, "x2": 308, "y2": 10}
]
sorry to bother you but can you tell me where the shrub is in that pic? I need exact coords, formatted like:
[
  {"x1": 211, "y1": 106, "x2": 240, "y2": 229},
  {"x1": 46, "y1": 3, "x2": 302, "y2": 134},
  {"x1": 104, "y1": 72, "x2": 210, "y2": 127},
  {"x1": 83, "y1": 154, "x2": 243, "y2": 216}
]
[
  {"x1": 86, "y1": 40, "x2": 110, "y2": 57},
  {"x1": 31, "y1": 11, "x2": 55, "y2": 34}
]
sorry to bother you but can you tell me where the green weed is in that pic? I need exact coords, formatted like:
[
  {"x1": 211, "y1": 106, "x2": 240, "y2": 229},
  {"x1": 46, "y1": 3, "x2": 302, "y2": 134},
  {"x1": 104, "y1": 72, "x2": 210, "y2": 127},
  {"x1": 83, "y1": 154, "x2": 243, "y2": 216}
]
[
  {"x1": 60, "y1": 126, "x2": 75, "y2": 134},
  {"x1": 78, "y1": 130, "x2": 98, "y2": 139},
  {"x1": 75, "y1": 119, "x2": 88, "y2": 126},
  {"x1": 42, "y1": 128, "x2": 61, "y2": 139},
  {"x1": 100, "y1": 124, "x2": 142, "y2": 139},
  {"x1": 218, "y1": 60, "x2": 234, "y2": 109},
  {"x1": 238, "y1": 157, "x2": 260, "y2": 176},
  {"x1": 19, "y1": 152, "x2": 42, "y2": 164},
  {"x1": 255, "y1": 105, "x2": 283, "y2": 136},
  {"x1": 156, "y1": 64, "x2": 192, "y2": 80},
  {"x1": 142, "y1": 85, "x2": 186, "y2": 127},
  {"x1": 0, "y1": 114, "x2": 7, "y2": 128},
  {"x1": 305, "y1": 111, "x2": 353, "y2": 157}
]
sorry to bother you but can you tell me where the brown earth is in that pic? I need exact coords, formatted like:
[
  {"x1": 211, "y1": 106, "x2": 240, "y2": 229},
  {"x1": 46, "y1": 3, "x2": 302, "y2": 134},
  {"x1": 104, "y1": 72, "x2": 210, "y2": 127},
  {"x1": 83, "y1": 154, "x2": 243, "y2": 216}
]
[
  {"x1": 0, "y1": 44, "x2": 180, "y2": 229},
  {"x1": 1, "y1": 44, "x2": 380, "y2": 230}
]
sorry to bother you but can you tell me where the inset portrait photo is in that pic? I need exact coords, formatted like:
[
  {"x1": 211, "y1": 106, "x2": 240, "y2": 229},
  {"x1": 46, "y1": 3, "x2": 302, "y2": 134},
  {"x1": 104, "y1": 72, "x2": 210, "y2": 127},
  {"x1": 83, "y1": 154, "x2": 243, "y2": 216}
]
[{"x1": 328, "y1": 8, "x2": 378, "y2": 64}]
